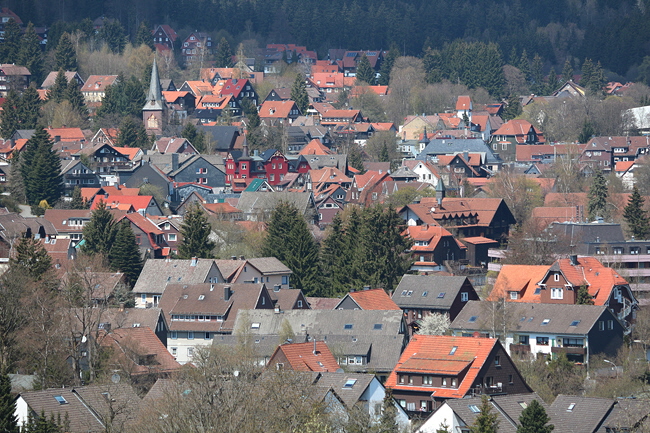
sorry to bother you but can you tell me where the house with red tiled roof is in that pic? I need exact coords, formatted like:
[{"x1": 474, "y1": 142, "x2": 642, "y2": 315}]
[
  {"x1": 81, "y1": 75, "x2": 119, "y2": 102},
  {"x1": 455, "y1": 95, "x2": 472, "y2": 121},
  {"x1": 41, "y1": 71, "x2": 84, "y2": 89},
  {"x1": 178, "y1": 80, "x2": 214, "y2": 97},
  {"x1": 268, "y1": 341, "x2": 340, "y2": 372},
  {"x1": 154, "y1": 137, "x2": 197, "y2": 154},
  {"x1": 216, "y1": 78, "x2": 258, "y2": 106},
  {"x1": 90, "y1": 128, "x2": 119, "y2": 146},
  {"x1": 91, "y1": 194, "x2": 163, "y2": 216},
  {"x1": 489, "y1": 119, "x2": 545, "y2": 161},
  {"x1": 259, "y1": 100, "x2": 301, "y2": 125},
  {"x1": 386, "y1": 335, "x2": 531, "y2": 414},
  {"x1": 348, "y1": 170, "x2": 392, "y2": 206},
  {"x1": 402, "y1": 224, "x2": 466, "y2": 272},
  {"x1": 530, "y1": 206, "x2": 582, "y2": 229},
  {"x1": 334, "y1": 288, "x2": 401, "y2": 311},
  {"x1": 115, "y1": 212, "x2": 169, "y2": 258},
  {"x1": 299, "y1": 139, "x2": 332, "y2": 156}
]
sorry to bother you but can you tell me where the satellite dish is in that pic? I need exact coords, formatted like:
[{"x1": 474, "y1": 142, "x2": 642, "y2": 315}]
[{"x1": 111, "y1": 373, "x2": 121, "y2": 384}]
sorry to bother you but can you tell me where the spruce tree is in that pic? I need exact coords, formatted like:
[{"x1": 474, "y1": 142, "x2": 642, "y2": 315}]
[
  {"x1": 529, "y1": 54, "x2": 545, "y2": 95},
  {"x1": 470, "y1": 395, "x2": 499, "y2": 433},
  {"x1": 18, "y1": 23, "x2": 43, "y2": 84},
  {"x1": 580, "y1": 58, "x2": 595, "y2": 91},
  {"x1": 215, "y1": 37, "x2": 233, "y2": 68},
  {"x1": 0, "y1": 372, "x2": 19, "y2": 433},
  {"x1": 587, "y1": 170, "x2": 608, "y2": 221},
  {"x1": 578, "y1": 121, "x2": 596, "y2": 144},
  {"x1": 55, "y1": 33, "x2": 77, "y2": 71},
  {"x1": 518, "y1": 49, "x2": 531, "y2": 81},
  {"x1": 517, "y1": 399, "x2": 554, "y2": 433},
  {"x1": 0, "y1": 19, "x2": 21, "y2": 64},
  {"x1": 502, "y1": 95, "x2": 522, "y2": 121},
  {"x1": 0, "y1": 90, "x2": 20, "y2": 139},
  {"x1": 81, "y1": 200, "x2": 117, "y2": 256},
  {"x1": 10, "y1": 237, "x2": 52, "y2": 281},
  {"x1": 576, "y1": 285, "x2": 594, "y2": 305},
  {"x1": 348, "y1": 144, "x2": 365, "y2": 172},
  {"x1": 624, "y1": 185, "x2": 650, "y2": 239},
  {"x1": 108, "y1": 220, "x2": 143, "y2": 286},
  {"x1": 262, "y1": 202, "x2": 322, "y2": 295},
  {"x1": 423, "y1": 48, "x2": 444, "y2": 84},
  {"x1": 178, "y1": 204, "x2": 216, "y2": 259},
  {"x1": 546, "y1": 68, "x2": 559, "y2": 94},
  {"x1": 135, "y1": 21, "x2": 154, "y2": 50},
  {"x1": 180, "y1": 122, "x2": 206, "y2": 154},
  {"x1": 65, "y1": 78, "x2": 88, "y2": 118},
  {"x1": 48, "y1": 70, "x2": 68, "y2": 103},
  {"x1": 18, "y1": 85, "x2": 42, "y2": 129},
  {"x1": 20, "y1": 126, "x2": 63, "y2": 206},
  {"x1": 70, "y1": 186, "x2": 86, "y2": 209},
  {"x1": 377, "y1": 389, "x2": 398, "y2": 433},
  {"x1": 99, "y1": 20, "x2": 127, "y2": 54},
  {"x1": 290, "y1": 73, "x2": 309, "y2": 114},
  {"x1": 355, "y1": 54, "x2": 375, "y2": 85},
  {"x1": 117, "y1": 117, "x2": 149, "y2": 148},
  {"x1": 561, "y1": 58, "x2": 574, "y2": 83},
  {"x1": 378, "y1": 44, "x2": 399, "y2": 85},
  {"x1": 320, "y1": 214, "x2": 347, "y2": 297}
]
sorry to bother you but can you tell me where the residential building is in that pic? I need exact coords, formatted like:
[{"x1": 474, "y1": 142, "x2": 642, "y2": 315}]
[
  {"x1": 152, "y1": 24, "x2": 177, "y2": 50},
  {"x1": 0, "y1": 64, "x2": 30, "y2": 96},
  {"x1": 268, "y1": 341, "x2": 340, "y2": 372},
  {"x1": 81, "y1": 75, "x2": 118, "y2": 103},
  {"x1": 334, "y1": 288, "x2": 401, "y2": 311},
  {"x1": 181, "y1": 32, "x2": 213, "y2": 66},
  {"x1": 403, "y1": 225, "x2": 466, "y2": 272}
]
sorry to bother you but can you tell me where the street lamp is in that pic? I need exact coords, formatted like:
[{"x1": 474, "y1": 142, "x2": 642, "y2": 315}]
[{"x1": 604, "y1": 359, "x2": 618, "y2": 378}]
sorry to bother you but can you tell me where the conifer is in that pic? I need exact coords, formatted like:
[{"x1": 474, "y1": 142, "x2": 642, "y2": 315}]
[
  {"x1": 66, "y1": 78, "x2": 88, "y2": 118},
  {"x1": 470, "y1": 395, "x2": 499, "y2": 433},
  {"x1": 10, "y1": 237, "x2": 52, "y2": 281},
  {"x1": 48, "y1": 70, "x2": 68, "y2": 103},
  {"x1": 587, "y1": 170, "x2": 608, "y2": 221},
  {"x1": 561, "y1": 58, "x2": 574, "y2": 83},
  {"x1": 517, "y1": 399, "x2": 554, "y2": 433},
  {"x1": 0, "y1": 19, "x2": 21, "y2": 64},
  {"x1": 70, "y1": 186, "x2": 86, "y2": 209},
  {"x1": 18, "y1": 23, "x2": 43, "y2": 84},
  {"x1": 0, "y1": 372, "x2": 19, "y2": 433},
  {"x1": 215, "y1": 37, "x2": 233, "y2": 68},
  {"x1": 81, "y1": 200, "x2": 117, "y2": 256},
  {"x1": 18, "y1": 85, "x2": 42, "y2": 129},
  {"x1": 20, "y1": 127, "x2": 63, "y2": 206},
  {"x1": 135, "y1": 21, "x2": 154, "y2": 50},
  {"x1": 0, "y1": 90, "x2": 20, "y2": 139},
  {"x1": 55, "y1": 32, "x2": 77, "y2": 71},
  {"x1": 109, "y1": 220, "x2": 144, "y2": 286},
  {"x1": 624, "y1": 185, "x2": 650, "y2": 239},
  {"x1": 576, "y1": 285, "x2": 594, "y2": 305},
  {"x1": 355, "y1": 54, "x2": 375, "y2": 85},
  {"x1": 290, "y1": 74, "x2": 309, "y2": 114},
  {"x1": 178, "y1": 204, "x2": 216, "y2": 259}
]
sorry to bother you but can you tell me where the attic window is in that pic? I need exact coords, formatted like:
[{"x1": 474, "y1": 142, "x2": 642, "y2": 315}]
[
  {"x1": 449, "y1": 346, "x2": 458, "y2": 355},
  {"x1": 437, "y1": 292, "x2": 446, "y2": 298},
  {"x1": 373, "y1": 324, "x2": 383, "y2": 330},
  {"x1": 534, "y1": 287, "x2": 541, "y2": 295},
  {"x1": 542, "y1": 319, "x2": 550, "y2": 325},
  {"x1": 422, "y1": 291, "x2": 428, "y2": 297},
  {"x1": 567, "y1": 403, "x2": 576, "y2": 412},
  {"x1": 406, "y1": 291, "x2": 413, "y2": 297},
  {"x1": 344, "y1": 379, "x2": 357, "y2": 388},
  {"x1": 518, "y1": 401, "x2": 528, "y2": 409},
  {"x1": 570, "y1": 320, "x2": 580, "y2": 326},
  {"x1": 344, "y1": 324, "x2": 353, "y2": 330},
  {"x1": 198, "y1": 295, "x2": 205, "y2": 300},
  {"x1": 54, "y1": 395, "x2": 68, "y2": 405},
  {"x1": 401, "y1": 290, "x2": 407, "y2": 296},
  {"x1": 469, "y1": 405, "x2": 480, "y2": 413},
  {"x1": 520, "y1": 317, "x2": 526, "y2": 322},
  {"x1": 251, "y1": 323, "x2": 260, "y2": 329},
  {"x1": 468, "y1": 316, "x2": 477, "y2": 323}
]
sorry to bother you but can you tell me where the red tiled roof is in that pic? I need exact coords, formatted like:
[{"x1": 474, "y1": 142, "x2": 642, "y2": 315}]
[
  {"x1": 299, "y1": 139, "x2": 332, "y2": 155},
  {"x1": 91, "y1": 194, "x2": 155, "y2": 212},
  {"x1": 386, "y1": 335, "x2": 498, "y2": 399},
  {"x1": 270, "y1": 341, "x2": 340, "y2": 372},
  {"x1": 112, "y1": 146, "x2": 141, "y2": 160},
  {"x1": 494, "y1": 119, "x2": 544, "y2": 142},
  {"x1": 101, "y1": 327, "x2": 181, "y2": 375},
  {"x1": 348, "y1": 289, "x2": 401, "y2": 310},
  {"x1": 259, "y1": 100, "x2": 298, "y2": 118},
  {"x1": 489, "y1": 265, "x2": 549, "y2": 302},
  {"x1": 557, "y1": 257, "x2": 628, "y2": 305},
  {"x1": 615, "y1": 160, "x2": 635, "y2": 173},
  {"x1": 456, "y1": 95, "x2": 471, "y2": 110},
  {"x1": 81, "y1": 75, "x2": 118, "y2": 93},
  {"x1": 46, "y1": 127, "x2": 85, "y2": 142}
]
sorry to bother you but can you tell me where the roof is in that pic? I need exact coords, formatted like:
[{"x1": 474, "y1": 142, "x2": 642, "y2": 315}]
[
  {"x1": 132, "y1": 258, "x2": 219, "y2": 295},
  {"x1": 550, "y1": 395, "x2": 615, "y2": 433},
  {"x1": 385, "y1": 335, "x2": 501, "y2": 398},
  {"x1": 299, "y1": 139, "x2": 332, "y2": 155},
  {"x1": 41, "y1": 71, "x2": 82, "y2": 89},
  {"x1": 259, "y1": 100, "x2": 299, "y2": 118},
  {"x1": 451, "y1": 301, "x2": 612, "y2": 335},
  {"x1": 236, "y1": 191, "x2": 314, "y2": 216},
  {"x1": 306, "y1": 297, "x2": 341, "y2": 309},
  {"x1": 90, "y1": 194, "x2": 155, "y2": 212},
  {"x1": 456, "y1": 95, "x2": 472, "y2": 110},
  {"x1": 489, "y1": 265, "x2": 550, "y2": 302},
  {"x1": 393, "y1": 275, "x2": 473, "y2": 308},
  {"x1": 270, "y1": 341, "x2": 340, "y2": 372},
  {"x1": 556, "y1": 257, "x2": 629, "y2": 305},
  {"x1": 337, "y1": 288, "x2": 401, "y2": 310},
  {"x1": 314, "y1": 372, "x2": 376, "y2": 408},
  {"x1": 81, "y1": 75, "x2": 118, "y2": 93},
  {"x1": 417, "y1": 138, "x2": 501, "y2": 165}
]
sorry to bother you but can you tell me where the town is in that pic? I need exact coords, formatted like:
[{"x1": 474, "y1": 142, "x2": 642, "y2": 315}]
[{"x1": 1, "y1": 3, "x2": 650, "y2": 432}]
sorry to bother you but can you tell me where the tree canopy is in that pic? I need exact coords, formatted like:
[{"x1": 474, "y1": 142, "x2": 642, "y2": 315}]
[{"x1": 178, "y1": 204, "x2": 216, "y2": 259}]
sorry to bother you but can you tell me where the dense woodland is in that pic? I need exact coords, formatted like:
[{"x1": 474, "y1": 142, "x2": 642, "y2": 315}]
[{"x1": 4, "y1": 0, "x2": 650, "y2": 81}]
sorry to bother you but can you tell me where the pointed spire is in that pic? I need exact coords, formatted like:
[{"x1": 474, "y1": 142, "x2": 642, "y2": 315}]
[{"x1": 144, "y1": 57, "x2": 164, "y2": 111}]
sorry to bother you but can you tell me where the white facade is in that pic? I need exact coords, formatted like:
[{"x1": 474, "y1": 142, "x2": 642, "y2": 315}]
[
  {"x1": 409, "y1": 161, "x2": 439, "y2": 187},
  {"x1": 417, "y1": 403, "x2": 465, "y2": 433},
  {"x1": 167, "y1": 329, "x2": 216, "y2": 364}
]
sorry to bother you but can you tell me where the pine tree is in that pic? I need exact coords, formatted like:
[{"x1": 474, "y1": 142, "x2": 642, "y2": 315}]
[
  {"x1": 502, "y1": 95, "x2": 522, "y2": 121},
  {"x1": 470, "y1": 395, "x2": 499, "y2": 433},
  {"x1": 378, "y1": 44, "x2": 400, "y2": 85},
  {"x1": 215, "y1": 37, "x2": 233, "y2": 68},
  {"x1": 561, "y1": 58, "x2": 574, "y2": 83},
  {"x1": 262, "y1": 202, "x2": 322, "y2": 295},
  {"x1": 18, "y1": 23, "x2": 43, "y2": 84},
  {"x1": 320, "y1": 214, "x2": 347, "y2": 297},
  {"x1": 70, "y1": 186, "x2": 86, "y2": 209},
  {"x1": 348, "y1": 144, "x2": 365, "y2": 172},
  {"x1": 65, "y1": 78, "x2": 88, "y2": 118},
  {"x1": 518, "y1": 49, "x2": 530, "y2": 81},
  {"x1": 108, "y1": 220, "x2": 143, "y2": 286},
  {"x1": 0, "y1": 19, "x2": 21, "y2": 64},
  {"x1": 624, "y1": 185, "x2": 650, "y2": 239},
  {"x1": 546, "y1": 68, "x2": 559, "y2": 94},
  {"x1": 580, "y1": 58, "x2": 595, "y2": 91},
  {"x1": 529, "y1": 54, "x2": 545, "y2": 95},
  {"x1": 48, "y1": 70, "x2": 68, "y2": 103},
  {"x1": 117, "y1": 117, "x2": 149, "y2": 148},
  {"x1": 81, "y1": 200, "x2": 117, "y2": 256},
  {"x1": 576, "y1": 285, "x2": 594, "y2": 305},
  {"x1": 135, "y1": 21, "x2": 154, "y2": 50},
  {"x1": 0, "y1": 372, "x2": 18, "y2": 433},
  {"x1": 290, "y1": 73, "x2": 309, "y2": 114},
  {"x1": 18, "y1": 85, "x2": 42, "y2": 129},
  {"x1": 10, "y1": 236, "x2": 53, "y2": 281},
  {"x1": 99, "y1": 20, "x2": 127, "y2": 54},
  {"x1": 178, "y1": 204, "x2": 216, "y2": 259},
  {"x1": 517, "y1": 399, "x2": 554, "y2": 433},
  {"x1": 355, "y1": 53, "x2": 375, "y2": 85},
  {"x1": 0, "y1": 90, "x2": 20, "y2": 139},
  {"x1": 55, "y1": 33, "x2": 77, "y2": 71},
  {"x1": 22, "y1": 410, "x2": 61, "y2": 433},
  {"x1": 423, "y1": 48, "x2": 444, "y2": 84},
  {"x1": 587, "y1": 170, "x2": 608, "y2": 221},
  {"x1": 20, "y1": 126, "x2": 63, "y2": 206}
]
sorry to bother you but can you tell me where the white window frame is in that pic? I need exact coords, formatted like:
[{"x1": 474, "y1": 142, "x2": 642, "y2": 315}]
[{"x1": 551, "y1": 287, "x2": 563, "y2": 299}]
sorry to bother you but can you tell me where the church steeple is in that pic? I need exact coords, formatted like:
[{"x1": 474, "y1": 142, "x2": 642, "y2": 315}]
[{"x1": 144, "y1": 57, "x2": 164, "y2": 111}]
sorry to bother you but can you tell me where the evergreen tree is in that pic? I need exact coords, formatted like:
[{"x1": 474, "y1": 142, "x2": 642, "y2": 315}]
[
  {"x1": 117, "y1": 117, "x2": 149, "y2": 148},
  {"x1": 423, "y1": 48, "x2": 444, "y2": 84},
  {"x1": 578, "y1": 121, "x2": 596, "y2": 144},
  {"x1": 561, "y1": 58, "x2": 574, "y2": 83},
  {"x1": 70, "y1": 186, "x2": 86, "y2": 209},
  {"x1": 378, "y1": 44, "x2": 400, "y2": 85},
  {"x1": 215, "y1": 37, "x2": 233, "y2": 68},
  {"x1": 470, "y1": 395, "x2": 499, "y2": 433},
  {"x1": 180, "y1": 122, "x2": 207, "y2": 154},
  {"x1": 529, "y1": 54, "x2": 545, "y2": 95},
  {"x1": 262, "y1": 202, "x2": 322, "y2": 295},
  {"x1": 0, "y1": 19, "x2": 21, "y2": 64},
  {"x1": 10, "y1": 237, "x2": 52, "y2": 281},
  {"x1": 580, "y1": 58, "x2": 595, "y2": 90},
  {"x1": 587, "y1": 170, "x2": 608, "y2": 221},
  {"x1": 546, "y1": 68, "x2": 559, "y2": 94},
  {"x1": 8, "y1": 151, "x2": 26, "y2": 203},
  {"x1": 99, "y1": 20, "x2": 127, "y2": 54},
  {"x1": 48, "y1": 70, "x2": 69, "y2": 103},
  {"x1": 22, "y1": 411, "x2": 61, "y2": 433},
  {"x1": 135, "y1": 21, "x2": 154, "y2": 50},
  {"x1": 65, "y1": 78, "x2": 88, "y2": 118},
  {"x1": 518, "y1": 49, "x2": 531, "y2": 81},
  {"x1": 517, "y1": 399, "x2": 554, "y2": 433},
  {"x1": 355, "y1": 54, "x2": 375, "y2": 85},
  {"x1": 290, "y1": 73, "x2": 309, "y2": 114},
  {"x1": 18, "y1": 23, "x2": 43, "y2": 84},
  {"x1": 108, "y1": 220, "x2": 143, "y2": 286},
  {"x1": 576, "y1": 285, "x2": 594, "y2": 305},
  {"x1": 0, "y1": 90, "x2": 20, "y2": 139},
  {"x1": 55, "y1": 33, "x2": 77, "y2": 71},
  {"x1": 320, "y1": 214, "x2": 347, "y2": 297},
  {"x1": 377, "y1": 389, "x2": 398, "y2": 433},
  {"x1": 0, "y1": 372, "x2": 19, "y2": 433},
  {"x1": 624, "y1": 185, "x2": 650, "y2": 239},
  {"x1": 502, "y1": 95, "x2": 522, "y2": 121},
  {"x1": 81, "y1": 200, "x2": 117, "y2": 256},
  {"x1": 97, "y1": 75, "x2": 145, "y2": 119},
  {"x1": 178, "y1": 204, "x2": 216, "y2": 259},
  {"x1": 18, "y1": 85, "x2": 42, "y2": 129},
  {"x1": 348, "y1": 144, "x2": 365, "y2": 173},
  {"x1": 20, "y1": 127, "x2": 63, "y2": 206}
]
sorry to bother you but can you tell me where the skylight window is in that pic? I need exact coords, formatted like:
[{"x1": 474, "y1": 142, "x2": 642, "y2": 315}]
[
  {"x1": 401, "y1": 290, "x2": 407, "y2": 296},
  {"x1": 468, "y1": 316, "x2": 477, "y2": 323},
  {"x1": 469, "y1": 405, "x2": 480, "y2": 413},
  {"x1": 520, "y1": 317, "x2": 526, "y2": 322},
  {"x1": 541, "y1": 319, "x2": 550, "y2": 325},
  {"x1": 534, "y1": 287, "x2": 541, "y2": 295},
  {"x1": 528, "y1": 317, "x2": 534, "y2": 322},
  {"x1": 344, "y1": 379, "x2": 357, "y2": 388},
  {"x1": 54, "y1": 395, "x2": 68, "y2": 405},
  {"x1": 373, "y1": 324, "x2": 383, "y2": 330},
  {"x1": 422, "y1": 291, "x2": 428, "y2": 297},
  {"x1": 518, "y1": 401, "x2": 528, "y2": 409},
  {"x1": 344, "y1": 324, "x2": 353, "y2": 330},
  {"x1": 406, "y1": 291, "x2": 413, "y2": 297},
  {"x1": 567, "y1": 403, "x2": 576, "y2": 412},
  {"x1": 438, "y1": 292, "x2": 446, "y2": 298},
  {"x1": 198, "y1": 295, "x2": 205, "y2": 300},
  {"x1": 251, "y1": 323, "x2": 260, "y2": 329},
  {"x1": 570, "y1": 320, "x2": 580, "y2": 326},
  {"x1": 449, "y1": 346, "x2": 458, "y2": 355}
]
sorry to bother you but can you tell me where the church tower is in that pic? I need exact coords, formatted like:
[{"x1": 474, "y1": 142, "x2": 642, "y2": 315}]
[{"x1": 142, "y1": 58, "x2": 165, "y2": 136}]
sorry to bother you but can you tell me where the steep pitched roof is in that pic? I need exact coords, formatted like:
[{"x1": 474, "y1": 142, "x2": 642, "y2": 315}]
[
  {"x1": 90, "y1": 194, "x2": 156, "y2": 212},
  {"x1": 549, "y1": 395, "x2": 615, "y2": 433},
  {"x1": 81, "y1": 75, "x2": 118, "y2": 93},
  {"x1": 299, "y1": 139, "x2": 332, "y2": 155},
  {"x1": 393, "y1": 275, "x2": 473, "y2": 309},
  {"x1": 336, "y1": 289, "x2": 401, "y2": 310},
  {"x1": 259, "y1": 100, "x2": 299, "y2": 118},
  {"x1": 132, "y1": 258, "x2": 220, "y2": 295},
  {"x1": 489, "y1": 265, "x2": 549, "y2": 302},
  {"x1": 269, "y1": 341, "x2": 340, "y2": 372}
]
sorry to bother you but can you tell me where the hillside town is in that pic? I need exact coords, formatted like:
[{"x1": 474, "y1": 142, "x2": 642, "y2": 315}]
[{"x1": 2, "y1": 4, "x2": 650, "y2": 433}]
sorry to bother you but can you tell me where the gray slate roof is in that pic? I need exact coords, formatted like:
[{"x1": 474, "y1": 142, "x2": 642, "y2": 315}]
[
  {"x1": 549, "y1": 395, "x2": 615, "y2": 433},
  {"x1": 314, "y1": 372, "x2": 375, "y2": 408},
  {"x1": 236, "y1": 191, "x2": 315, "y2": 217},
  {"x1": 451, "y1": 301, "x2": 610, "y2": 335},
  {"x1": 416, "y1": 138, "x2": 501, "y2": 164},
  {"x1": 393, "y1": 275, "x2": 471, "y2": 309},
  {"x1": 133, "y1": 258, "x2": 221, "y2": 295}
]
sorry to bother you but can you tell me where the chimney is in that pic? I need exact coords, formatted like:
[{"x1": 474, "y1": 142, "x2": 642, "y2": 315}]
[
  {"x1": 240, "y1": 255, "x2": 245, "y2": 260},
  {"x1": 224, "y1": 286, "x2": 231, "y2": 301},
  {"x1": 363, "y1": 286, "x2": 370, "y2": 290},
  {"x1": 570, "y1": 254, "x2": 578, "y2": 266},
  {"x1": 54, "y1": 135, "x2": 61, "y2": 143},
  {"x1": 231, "y1": 255, "x2": 237, "y2": 260},
  {"x1": 190, "y1": 257, "x2": 197, "y2": 266},
  {"x1": 463, "y1": 150, "x2": 469, "y2": 161},
  {"x1": 118, "y1": 303, "x2": 125, "y2": 312},
  {"x1": 171, "y1": 153, "x2": 179, "y2": 171}
]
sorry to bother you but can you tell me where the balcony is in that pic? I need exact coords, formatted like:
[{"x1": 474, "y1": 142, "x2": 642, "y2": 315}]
[
  {"x1": 551, "y1": 346, "x2": 586, "y2": 355},
  {"x1": 510, "y1": 343, "x2": 531, "y2": 356}
]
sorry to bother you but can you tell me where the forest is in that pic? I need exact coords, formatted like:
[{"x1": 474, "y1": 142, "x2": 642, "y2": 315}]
[{"x1": 5, "y1": 0, "x2": 650, "y2": 82}]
